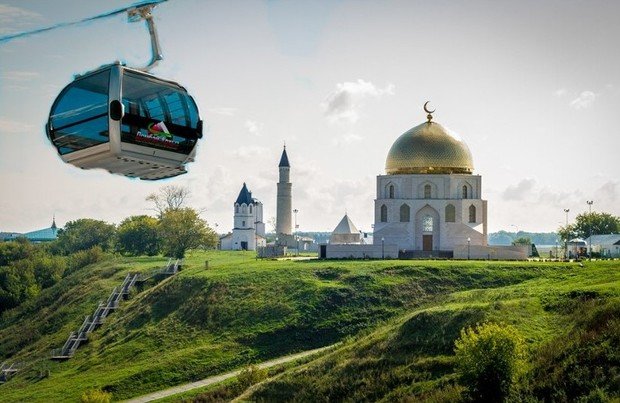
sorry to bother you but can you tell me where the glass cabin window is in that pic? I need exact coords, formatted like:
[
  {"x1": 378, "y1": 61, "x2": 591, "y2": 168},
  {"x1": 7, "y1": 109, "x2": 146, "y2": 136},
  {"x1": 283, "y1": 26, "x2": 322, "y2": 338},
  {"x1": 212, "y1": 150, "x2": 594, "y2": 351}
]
[
  {"x1": 445, "y1": 204, "x2": 456, "y2": 222},
  {"x1": 49, "y1": 70, "x2": 110, "y2": 155},
  {"x1": 424, "y1": 184, "x2": 431, "y2": 199},
  {"x1": 120, "y1": 71, "x2": 200, "y2": 155},
  {"x1": 380, "y1": 205, "x2": 388, "y2": 222},
  {"x1": 400, "y1": 204, "x2": 410, "y2": 222}
]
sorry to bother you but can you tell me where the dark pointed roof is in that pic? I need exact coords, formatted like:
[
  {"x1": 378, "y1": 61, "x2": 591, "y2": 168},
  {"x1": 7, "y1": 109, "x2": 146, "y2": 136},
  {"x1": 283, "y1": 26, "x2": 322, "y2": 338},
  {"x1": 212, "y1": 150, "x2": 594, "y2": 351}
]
[
  {"x1": 278, "y1": 146, "x2": 290, "y2": 167},
  {"x1": 235, "y1": 182, "x2": 253, "y2": 205}
]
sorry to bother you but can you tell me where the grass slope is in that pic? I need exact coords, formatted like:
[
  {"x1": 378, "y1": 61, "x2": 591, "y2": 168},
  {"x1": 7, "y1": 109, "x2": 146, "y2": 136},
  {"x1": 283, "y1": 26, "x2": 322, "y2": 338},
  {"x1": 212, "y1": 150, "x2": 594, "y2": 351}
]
[
  {"x1": 246, "y1": 261, "x2": 620, "y2": 402},
  {"x1": 0, "y1": 251, "x2": 597, "y2": 402}
]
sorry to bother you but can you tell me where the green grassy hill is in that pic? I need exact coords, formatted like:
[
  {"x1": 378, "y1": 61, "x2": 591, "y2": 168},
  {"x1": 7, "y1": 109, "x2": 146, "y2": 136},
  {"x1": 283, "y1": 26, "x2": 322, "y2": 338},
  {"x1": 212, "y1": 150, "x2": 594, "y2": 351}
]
[
  {"x1": 245, "y1": 260, "x2": 620, "y2": 402},
  {"x1": 1, "y1": 252, "x2": 617, "y2": 402}
]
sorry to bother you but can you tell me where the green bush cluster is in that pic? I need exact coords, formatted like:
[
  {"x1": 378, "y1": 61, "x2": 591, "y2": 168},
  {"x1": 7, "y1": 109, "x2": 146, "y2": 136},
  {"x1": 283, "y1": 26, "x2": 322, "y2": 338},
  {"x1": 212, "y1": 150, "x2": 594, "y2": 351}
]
[
  {"x1": 80, "y1": 388, "x2": 112, "y2": 403},
  {"x1": 454, "y1": 322, "x2": 526, "y2": 402}
]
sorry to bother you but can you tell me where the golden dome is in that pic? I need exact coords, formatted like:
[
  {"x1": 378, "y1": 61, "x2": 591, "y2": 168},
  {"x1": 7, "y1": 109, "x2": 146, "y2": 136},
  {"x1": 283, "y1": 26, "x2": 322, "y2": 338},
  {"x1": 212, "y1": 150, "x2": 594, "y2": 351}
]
[{"x1": 385, "y1": 121, "x2": 474, "y2": 175}]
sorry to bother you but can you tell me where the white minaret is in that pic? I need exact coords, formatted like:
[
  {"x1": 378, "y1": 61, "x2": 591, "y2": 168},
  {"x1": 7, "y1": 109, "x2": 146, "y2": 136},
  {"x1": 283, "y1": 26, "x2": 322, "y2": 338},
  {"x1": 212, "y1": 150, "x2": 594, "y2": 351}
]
[{"x1": 276, "y1": 146, "x2": 292, "y2": 236}]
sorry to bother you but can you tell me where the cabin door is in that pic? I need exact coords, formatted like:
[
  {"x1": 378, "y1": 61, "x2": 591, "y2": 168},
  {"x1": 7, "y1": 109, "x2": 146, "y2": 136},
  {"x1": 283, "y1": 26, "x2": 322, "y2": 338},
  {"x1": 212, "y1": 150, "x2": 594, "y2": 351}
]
[{"x1": 422, "y1": 235, "x2": 433, "y2": 251}]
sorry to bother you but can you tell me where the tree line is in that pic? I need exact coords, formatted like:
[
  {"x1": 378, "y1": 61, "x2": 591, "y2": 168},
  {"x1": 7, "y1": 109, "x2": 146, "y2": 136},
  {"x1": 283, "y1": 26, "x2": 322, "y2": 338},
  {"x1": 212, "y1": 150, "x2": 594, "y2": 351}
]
[{"x1": 0, "y1": 186, "x2": 218, "y2": 314}]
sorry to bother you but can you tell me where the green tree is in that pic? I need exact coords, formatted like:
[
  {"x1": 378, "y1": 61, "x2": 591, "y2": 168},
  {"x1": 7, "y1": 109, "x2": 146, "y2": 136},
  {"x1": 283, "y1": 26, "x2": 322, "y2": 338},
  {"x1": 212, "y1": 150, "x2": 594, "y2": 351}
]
[
  {"x1": 158, "y1": 208, "x2": 218, "y2": 258},
  {"x1": 146, "y1": 185, "x2": 191, "y2": 218},
  {"x1": 0, "y1": 238, "x2": 35, "y2": 266},
  {"x1": 512, "y1": 237, "x2": 532, "y2": 246},
  {"x1": 0, "y1": 263, "x2": 40, "y2": 313},
  {"x1": 454, "y1": 322, "x2": 526, "y2": 402},
  {"x1": 56, "y1": 219, "x2": 116, "y2": 254},
  {"x1": 116, "y1": 215, "x2": 160, "y2": 256},
  {"x1": 572, "y1": 212, "x2": 620, "y2": 239}
]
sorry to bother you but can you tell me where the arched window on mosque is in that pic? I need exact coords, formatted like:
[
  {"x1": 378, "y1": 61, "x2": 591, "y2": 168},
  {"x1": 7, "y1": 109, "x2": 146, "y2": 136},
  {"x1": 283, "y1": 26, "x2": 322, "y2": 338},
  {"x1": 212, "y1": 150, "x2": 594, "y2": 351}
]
[
  {"x1": 389, "y1": 184, "x2": 395, "y2": 199},
  {"x1": 424, "y1": 184, "x2": 431, "y2": 199},
  {"x1": 445, "y1": 204, "x2": 456, "y2": 222},
  {"x1": 400, "y1": 204, "x2": 410, "y2": 222},
  {"x1": 380, "y1": 205, "x2": 388, "y2": 222},
  {"x1": 249, "y1": 204, "x2": 253, "y2": 214},
  {"x1": 462, "y1": 185, "x2": 468, "y2": 199},
  {"x1": 469, "y1": 205, "x2": 476, "y2": 223},
  {"x1": 423, "y1": 215, "x2": 433, "y2": 232},
  {"x1": 235, "y1": 205, "x2": 239, "y2": 213}
]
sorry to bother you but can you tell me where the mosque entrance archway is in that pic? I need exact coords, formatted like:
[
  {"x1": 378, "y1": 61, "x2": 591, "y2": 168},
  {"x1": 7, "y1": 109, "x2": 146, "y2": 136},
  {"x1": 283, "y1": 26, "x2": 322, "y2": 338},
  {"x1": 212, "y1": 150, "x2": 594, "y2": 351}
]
[
  {"x1": 241, "y1": 241, "x2": 248, "y2": 250},
  {"x1": 415, "y1": 205, "x2": 440, "y2": 251}
]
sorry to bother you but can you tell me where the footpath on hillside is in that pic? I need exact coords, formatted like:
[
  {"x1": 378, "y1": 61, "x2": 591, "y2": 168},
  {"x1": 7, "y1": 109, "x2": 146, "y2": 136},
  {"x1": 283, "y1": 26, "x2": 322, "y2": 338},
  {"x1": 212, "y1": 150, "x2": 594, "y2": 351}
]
[{"x1": 124, "y1": 345, "x2": 334, "y2": 403}]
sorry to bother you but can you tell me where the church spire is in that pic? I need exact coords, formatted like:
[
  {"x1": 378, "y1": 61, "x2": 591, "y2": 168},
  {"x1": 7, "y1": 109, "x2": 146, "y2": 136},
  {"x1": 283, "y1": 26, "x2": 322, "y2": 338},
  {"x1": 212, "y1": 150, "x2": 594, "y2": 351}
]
[{"x1": 51, "y1": 214, "x2": 57, "y2": 230}]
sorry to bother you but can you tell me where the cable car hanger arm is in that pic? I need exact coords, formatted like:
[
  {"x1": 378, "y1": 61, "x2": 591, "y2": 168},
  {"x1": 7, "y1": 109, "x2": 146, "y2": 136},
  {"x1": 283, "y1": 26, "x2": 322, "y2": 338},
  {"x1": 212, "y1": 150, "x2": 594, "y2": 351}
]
[{"x1": 127, "y1": 4, "x2": 164, "y2": 72}]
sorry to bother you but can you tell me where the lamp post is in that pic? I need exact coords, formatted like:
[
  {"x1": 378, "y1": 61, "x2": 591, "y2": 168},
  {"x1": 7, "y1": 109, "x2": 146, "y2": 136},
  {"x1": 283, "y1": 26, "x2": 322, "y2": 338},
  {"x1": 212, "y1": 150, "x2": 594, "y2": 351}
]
[
  {"x1": 381, "y1": 237, "x2": 385, "y2": 259},
  {"x1": 587, "y1": 200, "x2": 594, "y2": 261},
  {"x1": 564, "y1": 208, "x2": 570, "y2": 260},
  {"x1": 467, "y1": 237, "x2": 471, "y2": 260},
  {"x1": 293, "y1": 208, "x2": 299, "y2": 256}
]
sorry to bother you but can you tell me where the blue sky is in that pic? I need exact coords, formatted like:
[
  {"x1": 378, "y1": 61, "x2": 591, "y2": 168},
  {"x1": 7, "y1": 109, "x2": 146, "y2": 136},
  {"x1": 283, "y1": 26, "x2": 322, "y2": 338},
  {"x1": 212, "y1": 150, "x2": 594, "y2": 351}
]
[{"x1": 1, "y1": 0, "x2": 619, "y2": 233}]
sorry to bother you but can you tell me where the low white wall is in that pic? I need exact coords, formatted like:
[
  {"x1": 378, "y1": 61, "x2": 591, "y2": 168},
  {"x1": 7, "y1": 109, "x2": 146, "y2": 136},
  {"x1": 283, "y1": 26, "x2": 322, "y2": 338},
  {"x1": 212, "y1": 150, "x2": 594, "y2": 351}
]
[
  {"x1": 453, "y1": 244, "x2": 528, "y2": 260},
  {"x1": 326, "y1": 244, "x2": 398, "y2": 259}
]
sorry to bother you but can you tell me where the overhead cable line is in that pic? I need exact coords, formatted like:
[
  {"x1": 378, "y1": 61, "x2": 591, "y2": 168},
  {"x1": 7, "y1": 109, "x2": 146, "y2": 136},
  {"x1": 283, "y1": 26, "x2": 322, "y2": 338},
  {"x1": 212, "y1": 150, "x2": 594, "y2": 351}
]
[{"x1": 0, "y1": 0, "x2": 168, "y2": 44}]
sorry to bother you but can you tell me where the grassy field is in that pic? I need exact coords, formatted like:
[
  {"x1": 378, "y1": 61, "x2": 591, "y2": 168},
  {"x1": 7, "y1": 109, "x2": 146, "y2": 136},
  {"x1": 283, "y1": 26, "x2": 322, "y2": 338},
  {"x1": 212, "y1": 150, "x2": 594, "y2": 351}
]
[{"x1": 0, "y1": 251, "x2": 617, "y2": 401}]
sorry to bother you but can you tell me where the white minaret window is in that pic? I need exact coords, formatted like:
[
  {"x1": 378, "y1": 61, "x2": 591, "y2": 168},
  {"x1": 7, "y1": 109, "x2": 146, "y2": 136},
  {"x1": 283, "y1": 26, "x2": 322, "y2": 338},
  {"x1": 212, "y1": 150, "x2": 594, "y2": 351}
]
[
  {"x1": 400, "y1": 204, "x2": 410, "y2": 222},
  {"x1": 445, "y1": 204, "x2": 456, "y2": 222},
  {"x1": 424, "y1": 184, "x2": 431, "y2": 199},
  {"x1": 469, "y1": 205, "x2": 476, "y2": 223}
]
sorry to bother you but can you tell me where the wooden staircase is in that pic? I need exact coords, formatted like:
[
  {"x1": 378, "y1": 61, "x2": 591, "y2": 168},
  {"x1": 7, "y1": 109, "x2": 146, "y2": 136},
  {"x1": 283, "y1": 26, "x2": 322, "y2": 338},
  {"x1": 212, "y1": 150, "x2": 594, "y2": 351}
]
[
  {"x1": 50, "y1": 259, "x2": 182, "y2": 361},
  {"x1": 0, "y1": 362, "x2": 24, "y2": 383}
]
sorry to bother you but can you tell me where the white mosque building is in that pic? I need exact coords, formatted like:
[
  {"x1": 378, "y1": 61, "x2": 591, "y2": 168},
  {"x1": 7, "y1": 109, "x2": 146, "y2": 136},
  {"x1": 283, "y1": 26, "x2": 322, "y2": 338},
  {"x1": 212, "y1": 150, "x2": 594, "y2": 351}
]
[
  {"x1": 220, "y1": 183, "x2": 266, "y2": 251},
  {"x1": 324, "y1": 105, "x2": 527, "y2": 260}
]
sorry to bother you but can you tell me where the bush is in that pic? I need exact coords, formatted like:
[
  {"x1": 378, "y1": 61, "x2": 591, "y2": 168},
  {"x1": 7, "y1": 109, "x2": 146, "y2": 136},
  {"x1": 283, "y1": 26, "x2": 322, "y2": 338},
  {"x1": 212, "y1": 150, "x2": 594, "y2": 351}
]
[
  {"x1": 66, "y1": 246, "x2": 105, "y2": 275},
  {"x1": 237, "y1": 365, "x2": 268, "y2": 389},
  {"x1": 80, "y1": 388, "x2": 112, "y2": 403},
  {"x1": 454, "y1": 322, "x2": 526, "y2": 402}
]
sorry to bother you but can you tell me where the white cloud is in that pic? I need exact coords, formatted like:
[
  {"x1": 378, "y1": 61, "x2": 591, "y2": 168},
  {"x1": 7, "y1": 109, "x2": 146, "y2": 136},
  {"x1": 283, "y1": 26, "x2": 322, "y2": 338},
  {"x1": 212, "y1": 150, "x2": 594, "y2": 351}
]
[
  {"x1": 0, "y1": 4, "x2": 43, "y2": 34},
  {"x1": 2, "y1": 71, "x2": 39, "y2": 81},
  {"x1": 502, "y1": 178, "x2": 536, "y2": 201},
  {"x1": 554, "y1": 88, "x2": 567, "y2": 97},
  {"x1": 0, "y1": 117, "x2": 34, "y2": 134},
  {"x1": 232, "y1": 145, "x2": 270, "y2": 159},
  {"x1": 207, "y1": 107, "x2": 236, "y2": 116},
  {"x1": 245, "y1": 120, "x2": 263, "y2": 136},
  {"x1": 331, "y1": 132, "x2": 362, "y2": 146},
  {"x1": 322, "y1": 79, "x2": 394, "y2": 123},
  {"x1": 569, "y1": 91, "x2": 596, "y2": 110}
]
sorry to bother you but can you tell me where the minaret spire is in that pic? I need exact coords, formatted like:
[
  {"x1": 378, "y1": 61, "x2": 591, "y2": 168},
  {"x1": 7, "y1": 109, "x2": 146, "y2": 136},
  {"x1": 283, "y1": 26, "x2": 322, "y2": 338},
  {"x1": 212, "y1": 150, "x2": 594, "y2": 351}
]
[{"x1": 276, "y1": 144, "x2": 292, "y2": 236}]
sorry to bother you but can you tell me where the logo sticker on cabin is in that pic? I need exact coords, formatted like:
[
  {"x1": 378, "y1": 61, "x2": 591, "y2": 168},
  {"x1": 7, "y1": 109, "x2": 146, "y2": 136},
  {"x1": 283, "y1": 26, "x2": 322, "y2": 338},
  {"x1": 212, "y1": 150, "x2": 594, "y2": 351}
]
[{"x1": 135, "y1": 121, "x2": 180, "y2": 150}]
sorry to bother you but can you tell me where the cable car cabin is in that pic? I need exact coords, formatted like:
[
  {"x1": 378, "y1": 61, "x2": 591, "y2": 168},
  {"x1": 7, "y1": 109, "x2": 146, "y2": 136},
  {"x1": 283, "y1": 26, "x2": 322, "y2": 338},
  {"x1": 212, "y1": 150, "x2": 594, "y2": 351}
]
[{"x1": 46, "y1": 63, "x2": 203, "y2": 180}]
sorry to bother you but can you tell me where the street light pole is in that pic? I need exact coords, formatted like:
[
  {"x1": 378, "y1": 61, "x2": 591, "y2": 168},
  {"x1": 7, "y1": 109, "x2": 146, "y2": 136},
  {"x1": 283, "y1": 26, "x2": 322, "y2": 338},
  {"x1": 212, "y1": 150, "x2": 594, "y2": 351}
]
[
  {"x1": 587, "y1": 200, "x2": 594, "y2": 261},
  {"x1": 467, "y1": 237, "x2": 471, "y2": 260},
  {"x1": 564, "y1": 208, "x2": 570, "y2": 260},
  {"x1": 293, "y1": 209, "x2": 299, "y2": 256},
  {"x1": 381, "y1": 237, "x2": 385, "y2": 259}
]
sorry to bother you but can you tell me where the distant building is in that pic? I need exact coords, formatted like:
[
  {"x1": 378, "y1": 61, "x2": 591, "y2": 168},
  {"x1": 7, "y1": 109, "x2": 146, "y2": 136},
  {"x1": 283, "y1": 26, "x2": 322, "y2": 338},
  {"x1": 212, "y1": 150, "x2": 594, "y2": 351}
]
[
  {"x1": 585, "y1": 234, "x2": 620, "y2": 257},
  {"x1": 220, "y1": 183, "x2": 266, "y2": 251},
  {"x1": 1, "y1": 217, "x2": 59, "y2": 243},
  {"x1": 330, "y1": 214, "x2": 362, "y2": 244}
]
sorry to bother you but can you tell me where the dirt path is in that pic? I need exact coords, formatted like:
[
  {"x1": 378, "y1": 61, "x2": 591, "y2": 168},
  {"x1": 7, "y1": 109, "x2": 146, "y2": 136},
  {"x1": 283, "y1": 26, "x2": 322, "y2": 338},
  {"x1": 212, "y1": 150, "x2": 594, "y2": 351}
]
[{"x1": 124, "y1": 345, "x2": 333, "y2": 402}]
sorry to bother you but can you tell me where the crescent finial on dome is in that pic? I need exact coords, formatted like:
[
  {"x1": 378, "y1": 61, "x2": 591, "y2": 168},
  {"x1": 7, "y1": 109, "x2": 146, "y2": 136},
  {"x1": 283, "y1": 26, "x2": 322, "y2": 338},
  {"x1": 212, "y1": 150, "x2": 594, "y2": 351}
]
[{"x1": 423, "y1": 101, "x2": 435, "y2": 123}]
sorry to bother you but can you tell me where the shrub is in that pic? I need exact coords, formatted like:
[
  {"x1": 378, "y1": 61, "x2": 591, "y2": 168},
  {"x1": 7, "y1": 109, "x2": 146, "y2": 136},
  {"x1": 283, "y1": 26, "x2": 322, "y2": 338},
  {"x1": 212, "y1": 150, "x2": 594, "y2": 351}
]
[
  {"x1": 80, "y1": 388, "x2": 112, "y2": 403},
  {"x1": 237, "y1": 365, "x2": 268, "y2": 389},
  {"x1": 66, "y1": 246, "x2": 105, "y2": 275},
  {"x1": 454, "y1": 322, "x2": 526, "y2": 402}
]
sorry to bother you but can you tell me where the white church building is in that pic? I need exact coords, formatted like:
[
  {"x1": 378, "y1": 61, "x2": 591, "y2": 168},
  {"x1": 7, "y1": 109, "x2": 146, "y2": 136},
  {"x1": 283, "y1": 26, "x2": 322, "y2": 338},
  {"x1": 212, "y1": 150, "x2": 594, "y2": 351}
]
[{"x1": 220, "y1": 183, "x2": 266, "y2": 251}]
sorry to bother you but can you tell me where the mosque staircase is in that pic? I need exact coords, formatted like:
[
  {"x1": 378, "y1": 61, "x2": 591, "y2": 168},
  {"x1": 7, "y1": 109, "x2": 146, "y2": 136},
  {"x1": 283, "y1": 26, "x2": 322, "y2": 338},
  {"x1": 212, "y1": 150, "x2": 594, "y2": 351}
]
[
  {"x1": 0, "y1": 362, "x2": 24, "y2": 383},
  {"x1": 50, "y1": 260, "x2": 181, "y2": 361}
]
